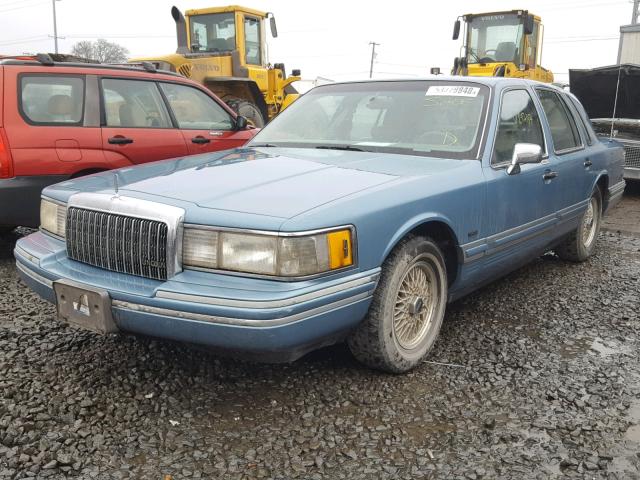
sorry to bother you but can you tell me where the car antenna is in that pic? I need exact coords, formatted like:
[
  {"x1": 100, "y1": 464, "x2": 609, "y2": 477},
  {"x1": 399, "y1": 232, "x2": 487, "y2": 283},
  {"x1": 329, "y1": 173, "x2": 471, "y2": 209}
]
[{"x1": 609, "y1": 64, "x2": 623, "y2": 141}]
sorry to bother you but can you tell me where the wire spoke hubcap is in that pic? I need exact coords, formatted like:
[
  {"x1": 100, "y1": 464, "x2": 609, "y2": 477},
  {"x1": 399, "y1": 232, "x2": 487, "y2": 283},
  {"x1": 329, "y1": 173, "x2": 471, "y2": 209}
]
[
  {"x1": 581, "y1": 197, "x2": 598, "y2": 248},
  {"x1": 393, "y1": 259, "x2": 438, "y2": 350}
]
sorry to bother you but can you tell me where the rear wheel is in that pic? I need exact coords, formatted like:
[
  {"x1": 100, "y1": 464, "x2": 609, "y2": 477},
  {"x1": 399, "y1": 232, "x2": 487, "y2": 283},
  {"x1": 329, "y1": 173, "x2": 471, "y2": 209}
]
[
  {"x1": 556, "y1": 187, "x2": 603, "y2": 262},
  {"x1": 224, "y1": 97, "x2": 265, "y2": 128},
  {"x1": 348, "y1": 235, "x2": 448, "y2": 373}
]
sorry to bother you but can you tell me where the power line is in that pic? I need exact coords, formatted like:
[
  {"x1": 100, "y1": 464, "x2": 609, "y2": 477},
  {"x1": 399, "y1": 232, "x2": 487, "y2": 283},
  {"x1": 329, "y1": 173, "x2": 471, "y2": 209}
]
[
  {"x1": 0, "y1": 35, "x2": 50, "y2": 46},
  {"x1": 0, "y1": 0, "x2": 47, "y2": 13}
]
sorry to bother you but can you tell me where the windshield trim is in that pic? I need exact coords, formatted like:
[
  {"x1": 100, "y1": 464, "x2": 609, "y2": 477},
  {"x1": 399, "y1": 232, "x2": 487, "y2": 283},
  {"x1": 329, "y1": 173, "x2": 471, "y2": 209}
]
[{"x1": 249, "y1": 80, "x2": 493, "y2": 161}]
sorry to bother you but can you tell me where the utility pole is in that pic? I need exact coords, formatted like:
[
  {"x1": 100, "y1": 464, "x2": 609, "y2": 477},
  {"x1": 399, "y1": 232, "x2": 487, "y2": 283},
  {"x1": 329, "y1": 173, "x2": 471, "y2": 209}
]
[
  {"x1": 52, "y1": 0, "x2": 60, "y2": 54},
  {"x1": 368, "y1": 41, "x2": 379, "y2": 78},
  {"x1": 633, "y1": 0, "x2": 639, "y2": 24}
]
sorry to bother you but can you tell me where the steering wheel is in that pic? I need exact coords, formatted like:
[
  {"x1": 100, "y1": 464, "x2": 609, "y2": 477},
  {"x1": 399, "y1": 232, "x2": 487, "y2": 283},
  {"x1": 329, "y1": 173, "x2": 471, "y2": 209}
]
[{"x1": 418, "y1": 130, "x2": 458, "y2": 147}]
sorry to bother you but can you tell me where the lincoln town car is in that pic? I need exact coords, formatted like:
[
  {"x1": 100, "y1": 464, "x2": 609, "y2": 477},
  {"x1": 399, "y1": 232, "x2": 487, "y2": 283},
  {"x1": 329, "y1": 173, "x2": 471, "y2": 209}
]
[{"x1": 14, "y1": 78, "x2": 625, "y2": 373}]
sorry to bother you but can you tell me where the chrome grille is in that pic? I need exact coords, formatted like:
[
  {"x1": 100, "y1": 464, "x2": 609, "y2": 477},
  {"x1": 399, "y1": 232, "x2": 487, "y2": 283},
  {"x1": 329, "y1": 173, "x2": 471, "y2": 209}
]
[
  {"x1": 66, "y1": 207, "x2": 169, "y2": 280},
  {"x1": 623, "y1": 144, "x2": 640, "y2": 169}
]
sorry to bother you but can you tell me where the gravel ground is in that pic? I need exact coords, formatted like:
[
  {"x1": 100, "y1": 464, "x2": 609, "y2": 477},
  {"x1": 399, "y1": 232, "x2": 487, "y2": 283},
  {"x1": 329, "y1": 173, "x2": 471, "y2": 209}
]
[{"x1": 1, "y1": 198, "x2": 639, "y2": 479}]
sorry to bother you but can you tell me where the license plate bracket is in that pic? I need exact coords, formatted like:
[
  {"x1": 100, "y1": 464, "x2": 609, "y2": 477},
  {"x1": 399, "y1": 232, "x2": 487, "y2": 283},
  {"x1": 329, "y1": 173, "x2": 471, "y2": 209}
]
[{"x1": 54, "y1": 279, "x2": 118, "y2": 334}]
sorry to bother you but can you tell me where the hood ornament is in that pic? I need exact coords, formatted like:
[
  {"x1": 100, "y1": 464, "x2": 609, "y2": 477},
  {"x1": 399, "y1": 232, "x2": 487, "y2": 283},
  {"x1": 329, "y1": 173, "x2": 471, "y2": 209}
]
[{"x1": 113, "y1": 172, "x2": 120, "y2": 199}]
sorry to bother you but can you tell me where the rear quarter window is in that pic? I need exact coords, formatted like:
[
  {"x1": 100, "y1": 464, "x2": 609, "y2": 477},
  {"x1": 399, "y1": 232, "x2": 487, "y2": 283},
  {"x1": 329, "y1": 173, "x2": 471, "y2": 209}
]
[{"x1": 20, "y1": 75, "x2": 85, "y2": 125}]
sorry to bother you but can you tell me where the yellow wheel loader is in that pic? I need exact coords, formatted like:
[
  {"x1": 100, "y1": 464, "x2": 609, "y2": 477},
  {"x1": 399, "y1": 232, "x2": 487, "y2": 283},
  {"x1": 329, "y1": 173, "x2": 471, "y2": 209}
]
[
  {"x1": 451, "y1": 10, "x2": 553, "y2": 83},
  {"x1": 131, "y1": 5, "x2": 301, "y2": 126}
]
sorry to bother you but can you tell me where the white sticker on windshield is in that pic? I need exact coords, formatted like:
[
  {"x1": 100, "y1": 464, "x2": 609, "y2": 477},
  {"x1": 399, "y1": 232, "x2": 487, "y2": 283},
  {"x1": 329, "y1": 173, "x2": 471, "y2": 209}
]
[{"x1": 426, "y1": 86, "x2": 480, "y2": 97}]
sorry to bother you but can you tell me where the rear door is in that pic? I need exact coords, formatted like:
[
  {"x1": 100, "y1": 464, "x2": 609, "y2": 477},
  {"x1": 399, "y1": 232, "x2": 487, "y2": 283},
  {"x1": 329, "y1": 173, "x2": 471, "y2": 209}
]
[
  {"x1": 158, "y1": 81, "x2": 253, "y2": 155},
  {"x1": 100, "y1": 77, "x2": 188, "y2": 165}
]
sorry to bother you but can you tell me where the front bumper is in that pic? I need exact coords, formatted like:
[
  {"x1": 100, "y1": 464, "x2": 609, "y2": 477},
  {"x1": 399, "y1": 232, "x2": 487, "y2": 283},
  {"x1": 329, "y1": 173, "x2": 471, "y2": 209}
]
[
  {"x1": 15, "y1": 231, "x2": 378, "y2": 361},
  {"x1": 0, "y1": 175, "x2": 69, "y2": 227}
]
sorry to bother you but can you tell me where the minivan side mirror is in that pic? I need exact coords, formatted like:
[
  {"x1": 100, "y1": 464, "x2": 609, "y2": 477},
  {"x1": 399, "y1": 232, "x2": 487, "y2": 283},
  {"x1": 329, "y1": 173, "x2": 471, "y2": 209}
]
[
  {"x1": 507, "y1": 143, "x2": 542, "y2": 175},
  {"x1": 235, "y1": 115, "x2": 248, "y2": 130},
  {"x1": 452, "y1": 19, "x2": 461, "y2": 40}
]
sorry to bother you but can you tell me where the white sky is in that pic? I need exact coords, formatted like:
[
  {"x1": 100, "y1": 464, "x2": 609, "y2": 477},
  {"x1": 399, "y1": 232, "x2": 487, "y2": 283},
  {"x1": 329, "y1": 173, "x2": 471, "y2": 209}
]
[{"x1": 0, "y1": 0, "x2": 633, "y2": 86}]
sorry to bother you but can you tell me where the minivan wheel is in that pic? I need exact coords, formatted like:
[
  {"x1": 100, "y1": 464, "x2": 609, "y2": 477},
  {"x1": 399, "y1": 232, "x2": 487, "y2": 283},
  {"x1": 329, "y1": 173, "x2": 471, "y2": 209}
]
[
  {"x1": 348, "y1": 235, "x2": 448, "y2": 373},
  {"x1": 556, "y1": 188, "x2": 603, "y2": 262}
]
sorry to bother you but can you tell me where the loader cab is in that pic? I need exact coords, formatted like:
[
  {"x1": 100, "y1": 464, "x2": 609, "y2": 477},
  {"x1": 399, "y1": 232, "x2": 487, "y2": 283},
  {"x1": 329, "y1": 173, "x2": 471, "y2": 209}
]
[
  {"x1": 184, "y1": 6, "x2": 275, "y2": 68},
  {"x1": 452, "y1": 10, "x2": 553, "y2": 83}
]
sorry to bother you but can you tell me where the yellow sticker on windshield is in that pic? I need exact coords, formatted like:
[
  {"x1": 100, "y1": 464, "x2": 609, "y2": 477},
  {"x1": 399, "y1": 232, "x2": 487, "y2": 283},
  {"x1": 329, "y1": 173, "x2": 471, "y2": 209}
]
[{"x1": 426, "y1": 86, "x2": 480, "y2": 97}]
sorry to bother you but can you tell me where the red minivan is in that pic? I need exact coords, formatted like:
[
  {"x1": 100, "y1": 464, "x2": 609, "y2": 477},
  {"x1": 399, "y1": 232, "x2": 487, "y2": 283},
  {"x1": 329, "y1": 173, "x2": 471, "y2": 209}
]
[{"x1": 0, "y1": 56, "x2": 257, "y2": 231}]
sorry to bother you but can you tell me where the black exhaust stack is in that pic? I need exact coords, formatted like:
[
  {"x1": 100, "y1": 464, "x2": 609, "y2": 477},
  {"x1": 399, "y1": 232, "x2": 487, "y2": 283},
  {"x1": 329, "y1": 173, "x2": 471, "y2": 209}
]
[{"x1": 172, "y1": 6, "x2": 189, "y2": 54}]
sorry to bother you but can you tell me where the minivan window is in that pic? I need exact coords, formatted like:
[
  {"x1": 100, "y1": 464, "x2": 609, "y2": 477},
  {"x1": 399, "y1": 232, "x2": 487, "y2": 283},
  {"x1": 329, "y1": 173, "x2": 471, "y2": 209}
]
[
  {"x1": 20, "y1": 76, "x2": 84, "y2": 125},
  {"x1": 101, "y1": 79, "x2": 172, "y2": 129},
  {"x1": 493, "y1": 89, "x2": 545, "y2": 165},
  {"x1": 160, "y1": 83, "x2": 234, "y2": 130},
  {"x1": 536, "y1": 89, "x2": 581, "y2": 152}
]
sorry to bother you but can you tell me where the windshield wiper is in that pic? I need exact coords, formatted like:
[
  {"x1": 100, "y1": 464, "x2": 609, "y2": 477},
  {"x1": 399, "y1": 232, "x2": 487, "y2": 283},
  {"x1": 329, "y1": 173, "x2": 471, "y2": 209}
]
[{"x1": 315, "y1": 145, "x2": 365, "y2": 152}]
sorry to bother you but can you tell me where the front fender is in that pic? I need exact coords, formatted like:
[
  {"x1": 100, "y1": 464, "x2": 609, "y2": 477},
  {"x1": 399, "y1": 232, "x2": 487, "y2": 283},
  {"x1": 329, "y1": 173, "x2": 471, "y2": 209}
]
[{"x1": 380, "y1": 212, "x2": 460, "y2": 263}]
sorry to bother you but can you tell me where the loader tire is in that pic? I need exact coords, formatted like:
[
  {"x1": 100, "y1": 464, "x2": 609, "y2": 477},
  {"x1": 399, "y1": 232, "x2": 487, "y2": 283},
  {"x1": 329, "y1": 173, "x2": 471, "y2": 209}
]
[{"x1": 224, "y1": 97, "x2": 265, "y2": 128}]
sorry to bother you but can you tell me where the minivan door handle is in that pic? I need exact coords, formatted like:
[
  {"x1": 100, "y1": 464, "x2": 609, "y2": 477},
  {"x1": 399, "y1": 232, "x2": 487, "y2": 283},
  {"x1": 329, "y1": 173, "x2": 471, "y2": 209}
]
[
  {"x1": 543, "y1": 170, "x2": 558, "y2": 181},
  {"x1": 191, "y1": 136, "x2": 211, "y2": 144},
  {"x1": 108, "y1": 136, "x2": 134, "y2": 145}
]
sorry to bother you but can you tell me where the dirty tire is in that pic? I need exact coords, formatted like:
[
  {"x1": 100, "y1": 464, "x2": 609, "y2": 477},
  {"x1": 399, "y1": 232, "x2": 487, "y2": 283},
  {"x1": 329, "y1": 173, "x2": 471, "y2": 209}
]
[
  {"x1": 224, "y1": 97, "x2": 265, "y2": 128},
  {"x1": 556, "y1": 187, "x2": 603, "y2": 262},
  {"x1": 348, "y1": 235, "x2": 448, "y2": 373}
]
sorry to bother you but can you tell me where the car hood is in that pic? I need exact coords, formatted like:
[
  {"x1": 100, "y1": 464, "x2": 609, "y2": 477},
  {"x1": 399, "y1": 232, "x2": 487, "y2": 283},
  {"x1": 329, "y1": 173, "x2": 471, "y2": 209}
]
[{"x1": 47, "y1": 147, "x2": 473, "y2": 221}]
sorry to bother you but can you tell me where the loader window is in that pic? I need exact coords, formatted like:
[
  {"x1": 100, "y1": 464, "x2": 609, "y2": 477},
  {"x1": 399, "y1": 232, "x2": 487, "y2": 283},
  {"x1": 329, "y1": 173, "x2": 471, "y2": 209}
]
[
  {"x1": 190, "y1": 13, "x2": 236, "y2": 53},
  {"x1": 244, "y1": 16, "x2": 261, "y2": 65},
  {"x1": 467, "y1": 13, "x2": 523, "y2": 64},
  {"x1": 160, "y1": 83, "x2": 234, "y2": 130}
]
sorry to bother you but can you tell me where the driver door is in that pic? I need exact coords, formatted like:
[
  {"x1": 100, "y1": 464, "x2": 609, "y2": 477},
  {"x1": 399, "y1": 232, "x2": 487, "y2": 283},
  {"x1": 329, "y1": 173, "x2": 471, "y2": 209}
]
[
  {"x1": 100, "y1": 78, "x2": 188, "y2": 165},
  {"x1": 481, "y1": 88, "x2": 560, "y2": 274}
]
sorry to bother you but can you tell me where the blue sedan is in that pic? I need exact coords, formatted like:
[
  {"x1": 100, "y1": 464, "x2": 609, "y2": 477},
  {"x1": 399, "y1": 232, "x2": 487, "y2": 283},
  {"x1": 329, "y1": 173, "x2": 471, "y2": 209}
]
[{"x1": 14, "y1": 78, "x2": 625, "y2": 373}]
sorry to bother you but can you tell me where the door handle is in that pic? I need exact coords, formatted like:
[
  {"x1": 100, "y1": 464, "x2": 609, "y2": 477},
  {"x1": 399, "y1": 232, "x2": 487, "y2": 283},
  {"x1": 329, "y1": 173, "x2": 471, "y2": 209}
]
[
  {"x1": 191, "y1": 136, "x2": 211, "y2": 144},
  {"x1": 108, "y1": 136, "x2": 134, "y2": 145},
  {"x1": 543, "y1": 170, "x2": 558, "y2": 180},
  {"x1": 584, "y1": 159, "x2": 593, "y2": 168}
]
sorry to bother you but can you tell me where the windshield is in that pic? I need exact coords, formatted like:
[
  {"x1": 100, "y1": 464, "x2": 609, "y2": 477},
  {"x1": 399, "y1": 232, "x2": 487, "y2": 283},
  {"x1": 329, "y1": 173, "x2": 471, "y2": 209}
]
[
  {"x1": 189, "y1": 13, "x2": 236, "y2": 53},
  {"x1": 467, "y1": 13, "x2": 523, "y2": 64},
  {"x1": 249, "y1": 81, "x2": 489, "y2": 159}
]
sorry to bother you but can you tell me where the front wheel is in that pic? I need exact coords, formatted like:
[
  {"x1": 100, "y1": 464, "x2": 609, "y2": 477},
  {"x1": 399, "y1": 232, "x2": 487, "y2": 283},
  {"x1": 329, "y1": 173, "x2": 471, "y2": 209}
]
[
  {"x1": 556, "y1": 187, "x2": 603, "y2": 262},
  {"x1": 348, "y1": 235, "x2": 448, "y2": 373}
]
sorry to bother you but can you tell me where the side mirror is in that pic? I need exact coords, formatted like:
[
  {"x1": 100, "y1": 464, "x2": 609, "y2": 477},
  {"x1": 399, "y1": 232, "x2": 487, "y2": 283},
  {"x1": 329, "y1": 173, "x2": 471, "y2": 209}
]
[
  {"x1": 452, "y1": 19, "x2": 461, "y2": 40},
  {"x1": 267, "y1": 13, "x2": 278, "y2": 38},
  {"x1": 235, "y1": 115, "x2": 248, "y2": 130},
  {"x1": 524, "y1": 14, "x2": 534, "y2": 35},
  {"x1": 507, "y1": 143, "x2": 542, "y2": 175}
]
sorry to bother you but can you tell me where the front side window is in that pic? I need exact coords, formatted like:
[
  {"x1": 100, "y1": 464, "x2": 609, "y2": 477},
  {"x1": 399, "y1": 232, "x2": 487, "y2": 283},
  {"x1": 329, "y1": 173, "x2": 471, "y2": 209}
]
[
  {"x1": 160, "y1": 83, "x2": 233, "y2": 130},
  {"x1": 101, "y1": 79, "x2": 172, "y2": 128},
  {"x1": 20, "y1": 76, "x2": 84, "y2": 125},
  {"x1": 536, "y1": 89, "x2": 581, "y2": 152},
  {"x1": 244, "y1": 16, "x2": 261, "y2": 65},
  {"x1": 190, "y1": 13, "x2": 236, "y2": 53},
  {"x1": 467, "y1": 13, "x2": 523, "y2": 64},
  {"x1": 249, "y1": 81, "x2": 490, "y2": 159},
  {"x1": 493, "y1": 89, "x2": 545, "y2": 165}
]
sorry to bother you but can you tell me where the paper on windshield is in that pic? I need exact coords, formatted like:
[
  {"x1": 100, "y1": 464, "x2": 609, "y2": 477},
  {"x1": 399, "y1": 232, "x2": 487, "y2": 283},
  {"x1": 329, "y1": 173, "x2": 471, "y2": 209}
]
[{"x1": 426, "y1": 86, "x2": 480, "y2": 97}]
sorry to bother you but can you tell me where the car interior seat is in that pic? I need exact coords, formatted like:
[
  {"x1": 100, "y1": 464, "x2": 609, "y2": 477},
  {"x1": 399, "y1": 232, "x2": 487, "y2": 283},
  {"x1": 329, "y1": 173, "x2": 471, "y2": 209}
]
[
  {"x1": 495, "y1": 42, "x2": 517, "y2": 62},
  {"x1": 118, "y1": 104, "x2": 135, "y2": 127},
  {"x1": 47, "y1": 95, "x2": 75, "y2": 122}
]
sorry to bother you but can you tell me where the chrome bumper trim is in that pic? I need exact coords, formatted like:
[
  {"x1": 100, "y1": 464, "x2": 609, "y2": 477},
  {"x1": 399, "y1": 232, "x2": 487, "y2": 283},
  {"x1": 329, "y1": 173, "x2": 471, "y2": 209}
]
[
  {"x1": 16, "y1": 261, "x2": 53, "y2": 288},
  {"x1": 155, "y1": 272, "x2": 380, "y2": 309},
  {"x1": 112, "y1": 291, "x2": 372, "y2": 327}
]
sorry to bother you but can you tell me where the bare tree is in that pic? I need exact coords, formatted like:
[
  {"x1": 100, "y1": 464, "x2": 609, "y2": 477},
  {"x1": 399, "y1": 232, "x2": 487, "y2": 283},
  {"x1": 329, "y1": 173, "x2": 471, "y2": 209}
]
[{"x1": 70, "y1": 39, "x2": 129, "y2": 63}]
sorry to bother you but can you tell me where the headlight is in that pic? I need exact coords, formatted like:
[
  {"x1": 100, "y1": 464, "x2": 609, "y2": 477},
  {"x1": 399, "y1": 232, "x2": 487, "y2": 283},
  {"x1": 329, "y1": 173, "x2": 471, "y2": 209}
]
[
  {"x1": 183, "y1": 226, "x2": 354, "y2": 277},
  {"x1": 40, "y1": 198, "x2": 67, "y2": 238}
]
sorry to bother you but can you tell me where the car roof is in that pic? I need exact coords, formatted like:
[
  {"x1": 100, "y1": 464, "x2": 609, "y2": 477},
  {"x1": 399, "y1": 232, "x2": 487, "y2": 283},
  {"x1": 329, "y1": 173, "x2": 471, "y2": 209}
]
[{"x1": 318, "y1": 76, "x2": 563, "y2": 91}]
